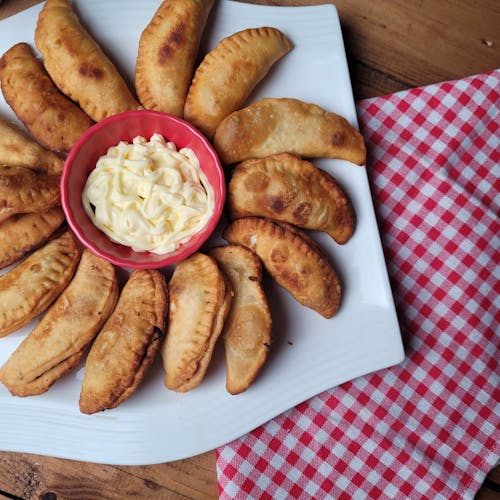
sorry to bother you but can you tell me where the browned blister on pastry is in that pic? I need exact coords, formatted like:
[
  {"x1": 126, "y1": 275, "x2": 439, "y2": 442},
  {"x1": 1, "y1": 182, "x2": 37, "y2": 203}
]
[
  {"x1": 223, "y1": 217, "x2": 341, "y2": 318},
  {"x1": 0, "y1": 250, "x2": 119, "y2": 397},
  {"x1": 162, "y1": 252, "x2": 232, "y2": 392},
  {"x1": 209, "y1": 245, "x2": 271, "y2": 395},
  {"x1": 0, "y1": 118, "x2": 63, "y2": 174},
  {"x1": 0, "y1": 166, "x2": 60, "y2": 223},
  {"x1": 0, "y1": 231, "x2": 81, "y2": 338},
  {"x1": 79, "y1": 269, "x2": 168, "y2": 414},
  {"x1": 229, "y1": 153, "x2": 355, "y2": 244},
  {"x1": 0, "y1": 207, "x2": 65, "y2": 270},
  {"x1": 214, "y1": 97, "x2": 366, "y2": 166},
  {"x1": 184, "y1": 27, "x2": 292, "y2": 138},
  {"x1": 0, "y1": 43, "x2": 94, "y2": 152},
  {"x1": 136, "y1": 0, "x2": 215, "y2": 116},
  {"x1": 35, "y1": 0, "x2": 140, "y2": 122}
]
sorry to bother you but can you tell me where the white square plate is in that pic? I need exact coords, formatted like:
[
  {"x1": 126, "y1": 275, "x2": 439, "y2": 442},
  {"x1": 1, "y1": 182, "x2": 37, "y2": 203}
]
[{"x1": 0, "y1": 0, "x2": 404, "y2": 464}]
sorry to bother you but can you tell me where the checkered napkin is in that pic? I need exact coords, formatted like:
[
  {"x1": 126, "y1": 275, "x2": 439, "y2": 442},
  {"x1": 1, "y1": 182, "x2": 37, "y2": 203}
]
[{"x1": 216, "y1": 69, "x2": 500, "y2": 499}]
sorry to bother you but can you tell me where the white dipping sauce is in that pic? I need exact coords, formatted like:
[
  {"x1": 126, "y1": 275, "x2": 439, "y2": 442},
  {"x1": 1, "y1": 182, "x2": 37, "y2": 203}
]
[{"x1": 82, "y1": 134, "x2": 214, "y2": 254}]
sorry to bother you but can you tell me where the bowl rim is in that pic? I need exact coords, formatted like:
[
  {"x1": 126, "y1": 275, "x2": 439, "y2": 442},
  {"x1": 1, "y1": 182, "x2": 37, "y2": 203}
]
[{"x1": 61, "y1": 109, "x2": 226, "y2": 269}]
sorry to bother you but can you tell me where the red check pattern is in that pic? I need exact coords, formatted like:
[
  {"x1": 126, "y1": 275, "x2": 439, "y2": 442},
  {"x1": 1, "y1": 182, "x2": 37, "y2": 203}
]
[{"x1": 216, "y1": 69, "x2": 500, "y2": 499}]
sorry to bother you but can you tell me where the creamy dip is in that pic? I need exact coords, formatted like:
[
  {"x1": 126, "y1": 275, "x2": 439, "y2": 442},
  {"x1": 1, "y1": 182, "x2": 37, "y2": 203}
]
[{"x1": 82, "y1": 134, "x2": 214, "y2": 254}]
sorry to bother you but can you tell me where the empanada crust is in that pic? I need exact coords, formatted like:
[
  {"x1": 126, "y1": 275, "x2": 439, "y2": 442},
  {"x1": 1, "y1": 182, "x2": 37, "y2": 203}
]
[
  {"x1": 35, "y1": 0, "x2": 140, "y2": 122},
  {"x1": 0, "y1": 231, "x2": 81, "y2": 337},
  {"x1": 0, "y1": 43, "x2": 94, "y2": 152},
  {"x1": 213, "y1": 97, "x2": 366, "y2": 165},
  {"x1": 0, "y1": 118, "x2": 63, "y2": 174},
  {"x1": 135, "y1": 0, "x2": 215, "y2": 116},
  {"x1": 0, "y1": 166, "x2": 60, "y2": 223},
  {"x1": 162, "y1": 252, "x2": 232, "y2": 392},
  {"x1": 0, "y1": 250, "x2": 119, "y2": 397},
  {"x1": 184, "y1": 27, "x2": 292, "y2": 138},
  {"x1": 0, "y1": 207, "x2": 65, "y2": 270},
  {"x1": 209, "y1": 245, "x2": 271, "y2": 395},
  {"x1": 229, "y1": 153, "x2": 355, "y2": 244},
  {"x1": 79, "y1": 269, "x2": 168, "y2": 414},
  {"x1": 223, "y1": 217, "x2": 341, "y2": 318}
]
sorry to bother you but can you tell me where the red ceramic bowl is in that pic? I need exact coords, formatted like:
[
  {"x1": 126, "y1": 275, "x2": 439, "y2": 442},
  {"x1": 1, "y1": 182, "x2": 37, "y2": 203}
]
[{"x1": 61, "y1": 110, "x2": 225, "y2": 269}]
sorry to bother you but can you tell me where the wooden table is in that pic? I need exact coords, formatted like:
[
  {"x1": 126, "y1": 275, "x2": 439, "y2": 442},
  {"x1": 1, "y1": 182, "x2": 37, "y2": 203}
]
[{"x1": 0, "y1": 1, "x2": 498, "y2": 498}]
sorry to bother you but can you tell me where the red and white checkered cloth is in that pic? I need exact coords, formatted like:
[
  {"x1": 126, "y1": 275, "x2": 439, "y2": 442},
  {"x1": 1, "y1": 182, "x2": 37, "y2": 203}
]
[{"x1": 216, "y1": 69, "x2": 500, "y2": 499}]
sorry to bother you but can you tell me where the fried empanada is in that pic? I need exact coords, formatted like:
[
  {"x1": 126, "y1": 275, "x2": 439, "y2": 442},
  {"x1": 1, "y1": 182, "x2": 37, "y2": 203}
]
[
  {"x1": 0, "y1": 118, "x2": 63, "y2": 174},
  {"x1": 0, "y1": 207, "x2": 65, "y2": 270},
  {"x1": 35, "y1": 0, "x2": 140, "y2": 122},
  {"x1": 135, "y1": 0, "x2": 215, "y2": 116},
  {"x1": 209, "y1": 245, "x2": 271, "y2": 395},
  {"x1": 162, "y1": 252, "x2": 232, "y2": 392},
  {"x1": 184, "y1": 27, "x2": 292, "y2": 138},
  {"x1": 0, "y1": 231, "x2": 80, "y2": 338},
  {"x1": 223, "y1": 217, "x2": 341, "y2": 318},
  {"x1": 79, "y1": 269, "x2": 168, "y2": 414},
  {"x1": 0, "y1": 166, "x2": 60, "y2": 223},
  {"x1": 213, "y1": 97, "x2": 366, "y2": 166},
  {"x1": 0, "y1": 43, "x2": 94, "y2": 152},
  {"x1": 0, "y1": 250, "x2": 118, "y2": 397},
  {"x1": 229, "y1": 153, "x2": 355, "y2": 244}
]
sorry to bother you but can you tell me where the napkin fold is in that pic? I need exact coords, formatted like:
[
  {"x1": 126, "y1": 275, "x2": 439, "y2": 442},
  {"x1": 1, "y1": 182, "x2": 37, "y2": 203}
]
[{"x1": 216, "y1": 69, "x2": 500, "y2": 499}]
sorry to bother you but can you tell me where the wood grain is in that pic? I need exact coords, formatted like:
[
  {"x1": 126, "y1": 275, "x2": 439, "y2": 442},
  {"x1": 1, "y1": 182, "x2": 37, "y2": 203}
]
[
  {"x1": 233, "y1": 0, "x2": 500, "y2": 98},
  {"x1": 0, "y1": 451, "x2": 218, "y2": 499},
  {"x1": 0, "y1": 1, "x2": 498, "y2": 499}
]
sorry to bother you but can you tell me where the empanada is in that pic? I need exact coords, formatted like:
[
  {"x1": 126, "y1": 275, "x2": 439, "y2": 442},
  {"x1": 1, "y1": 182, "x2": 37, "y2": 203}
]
[
  {"x1": 0, "y1": 231, "x2": 80, "y2": 338},
  {"x1": 0, "y1": 43, "x2": 93, "y2": 152},
  {"x1": 184, "y1": 27, "x2": 292, "y2": 138},
  {"x1": 223, "y1": 218, "x2": 341, "y2": 318},
  {"x1": 0, "y1": 166, "x2": 60, "y2": 223},
  {"x1": 0, "y1": 207, "x2": 65, "y2": 270},
  {"x1": 35, "y1": 0, "x2": 140, "y2": 122},
  {"x1": 162, "y1": 252, "x2": 232, "y2": 392},
  {"x1": 229, "y1": 153, "x2": 355, "y2": 244},
  {"x1": 79, "y1": 269, "x2": 168, "y2": 414},
  {"x1": 209, "y1": 245, "x2": 271, "y2": 395},
  {"x1": 0, "y1": 250, "x2": 118, "y2": 397},
  {"x1": 136, "y1": 0, "x2": 215, "y2": 116},
  {"x1": 0, "y1": 118, "x2": 63, "y2": 174},
  {"x1": 213, "y1": 97, "x2": 366, "y2": 165}
]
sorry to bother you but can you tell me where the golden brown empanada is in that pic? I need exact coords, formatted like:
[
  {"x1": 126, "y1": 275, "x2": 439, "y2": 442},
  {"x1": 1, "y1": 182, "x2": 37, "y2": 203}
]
[
  {"x1": 0, "y1": 166, "x2": 60, "y2": 223},
  {"x1": 35, "y1": 0, "x2": 140, "y2": 122},
  {"x1": 0, "y1": 43, "x2": 94, "y2": 152},
  {"x1": 229, "y1": 153, "x2": 355, "y2": 244},
  {"x1": 209, "y1": 245, "x2": 271, "y2": 395},
  {"x1": 162, "y1": 252, "x2": 232, "y2": 392},
  {"x1": 184, "y1": 27, "x2": 292, "y2": 138},
  {"x1": 213, "y1": 97, "x2": 366, "y2": 166},
  {"x1": 223, "y1": 217, "x2": 341, "y2": 318},
  {"x1": 0, "y1": 118, "x2": 63, "y2": 174},
  {"x1": 136, "y1": 0, "x2": 215, "y2": 116},
  {"x1": 0, "y1": 231, "x2": 80, "y2": 338},
  {"x1": 79, "y1": 269, "x2": 168, "y2": 414},
  {"x1": 0, "y1": 207, "x2": 65, "y2": 270},
  {"x1": 0, "y1": 250, "x2": 118, "y2": 397}
]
